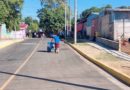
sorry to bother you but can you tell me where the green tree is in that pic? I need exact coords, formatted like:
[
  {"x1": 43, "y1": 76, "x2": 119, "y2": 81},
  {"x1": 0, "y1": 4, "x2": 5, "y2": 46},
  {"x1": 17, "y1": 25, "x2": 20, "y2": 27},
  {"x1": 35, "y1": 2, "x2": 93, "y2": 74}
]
[
  {"x1": 0, "y1": 0, "x2": 23, "y2": 31},
  {"x1": 40, "y1": 0, "x2": 66, "y2": 6},
  {"x1": 105, "y1": 4, "x2": 112, "y2": 8},
  {"x1": 38, "y1": 0, "x2": 66, "y2": 35},
  {"x1": 80, "y1": 4, "x2": 112, "y2": 19},
  {"x1": 0, "y1": 0, "x2": 9, "y2": 24},
  {"x1": 101, "y1": 4, "x2": 112, "y2": 10},
  {"x1": 29, "y1": 22, "x2": 39, "y2": 32},
  {"x1": 80, "y1": 7, "x2": 101, "y2": 19},
  {"x1": 24, "y1": 17, "x2": 39, "y2": 32},
  {"x1": 24, "y1": 17, "x2": 33, "y2": 26},
  {"x1": 38, "y1": 7, "x2": 65, "y2": 34}
]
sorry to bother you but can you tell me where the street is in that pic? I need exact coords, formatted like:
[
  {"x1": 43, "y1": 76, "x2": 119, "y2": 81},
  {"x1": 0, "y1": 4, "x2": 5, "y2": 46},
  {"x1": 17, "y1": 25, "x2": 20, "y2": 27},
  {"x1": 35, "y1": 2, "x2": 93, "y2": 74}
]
[{"x1": 0, "y1": 38, "x2": 128, "y2": 90}]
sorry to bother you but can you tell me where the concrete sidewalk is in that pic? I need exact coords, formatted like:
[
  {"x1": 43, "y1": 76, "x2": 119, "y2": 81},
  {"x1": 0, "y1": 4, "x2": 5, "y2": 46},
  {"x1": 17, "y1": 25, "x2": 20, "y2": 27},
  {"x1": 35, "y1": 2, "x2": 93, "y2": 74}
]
[
  {"x1": 87, "y1": 42, "x2": 130, "y2": 61},
  {"x1": 68, "y1": 41, "x2": 130, "y2": 86},
  {"x1": 0, "y1": 39, "x2": 24, "y2": 49}
]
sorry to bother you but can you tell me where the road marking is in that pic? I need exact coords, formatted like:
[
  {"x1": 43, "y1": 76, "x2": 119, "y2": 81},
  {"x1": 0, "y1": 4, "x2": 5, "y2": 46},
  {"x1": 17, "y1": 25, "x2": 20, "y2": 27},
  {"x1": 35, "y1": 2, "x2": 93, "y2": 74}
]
[{"x1": 0, "y1": 40, "x2": 41, "y2": 90}]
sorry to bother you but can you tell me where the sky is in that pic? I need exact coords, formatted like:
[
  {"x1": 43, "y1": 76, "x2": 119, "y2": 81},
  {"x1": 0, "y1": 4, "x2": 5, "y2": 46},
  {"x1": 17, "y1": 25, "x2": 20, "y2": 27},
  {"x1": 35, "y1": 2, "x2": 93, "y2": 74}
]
[
  {"x1": 22, "y1": 0, "x2": 130, "y2": 19},
  {"x1": 22, "y1": 0, "x2": 41, "y2": 19}
]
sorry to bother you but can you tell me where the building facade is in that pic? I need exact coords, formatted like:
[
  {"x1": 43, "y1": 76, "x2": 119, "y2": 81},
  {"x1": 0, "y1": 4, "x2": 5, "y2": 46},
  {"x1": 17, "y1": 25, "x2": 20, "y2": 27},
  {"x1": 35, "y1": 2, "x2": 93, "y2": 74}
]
[{"x1": 98, "y1": 8, "x2": 130, "y2": 41}]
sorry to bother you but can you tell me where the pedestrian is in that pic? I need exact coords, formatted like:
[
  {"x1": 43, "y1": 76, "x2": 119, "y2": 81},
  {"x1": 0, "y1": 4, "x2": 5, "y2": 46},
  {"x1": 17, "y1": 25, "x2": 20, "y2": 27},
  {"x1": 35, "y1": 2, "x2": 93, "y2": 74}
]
[
  {"x1": 51, "y1": 34, "x2": 60, "y2": 53},
  {"x1": 26, "y1": 30, "x2": 29, "y2": 37}
]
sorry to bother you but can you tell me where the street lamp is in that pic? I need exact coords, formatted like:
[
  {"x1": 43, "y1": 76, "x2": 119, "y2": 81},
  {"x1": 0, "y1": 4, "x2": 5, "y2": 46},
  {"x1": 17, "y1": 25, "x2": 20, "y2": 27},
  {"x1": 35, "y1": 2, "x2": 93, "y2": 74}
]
[{"x1": 74, "y1": 0, "x2": 77, "y2": 44}]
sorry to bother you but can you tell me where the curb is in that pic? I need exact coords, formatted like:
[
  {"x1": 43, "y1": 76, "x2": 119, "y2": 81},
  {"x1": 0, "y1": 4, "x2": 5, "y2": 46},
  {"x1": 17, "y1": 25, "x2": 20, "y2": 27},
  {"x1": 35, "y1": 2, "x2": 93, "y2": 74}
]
[
  {"x1": 0, "y1": 39, "x2": 24, "y2": 49},
  {"x1": 67, "y1": 42, "x2": 130, "y2": 86}
]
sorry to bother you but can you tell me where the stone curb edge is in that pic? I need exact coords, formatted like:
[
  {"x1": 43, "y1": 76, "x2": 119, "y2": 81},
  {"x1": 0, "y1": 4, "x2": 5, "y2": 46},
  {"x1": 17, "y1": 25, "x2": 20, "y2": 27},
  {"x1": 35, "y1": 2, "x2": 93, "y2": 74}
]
[
  {"x1": 67, "y1": 42, "x2": 130, "y2": 86},
  {"x1": 0, "y1": 39, "x2": 24, "y2": 49}
]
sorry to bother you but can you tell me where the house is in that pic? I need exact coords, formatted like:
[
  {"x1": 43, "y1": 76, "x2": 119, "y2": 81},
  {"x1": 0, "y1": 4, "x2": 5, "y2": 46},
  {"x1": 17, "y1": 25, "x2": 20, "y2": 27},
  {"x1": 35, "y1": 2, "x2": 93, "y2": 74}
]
[
  {"x1": 86, "y1": 13, "x2": 99, "y2": 40},
  {"x1": 98, "y1": 8, "x2": 130, "y2": 41},
  {"x1": 77, "y1": 18, "x2": 87, "y2": 39}
]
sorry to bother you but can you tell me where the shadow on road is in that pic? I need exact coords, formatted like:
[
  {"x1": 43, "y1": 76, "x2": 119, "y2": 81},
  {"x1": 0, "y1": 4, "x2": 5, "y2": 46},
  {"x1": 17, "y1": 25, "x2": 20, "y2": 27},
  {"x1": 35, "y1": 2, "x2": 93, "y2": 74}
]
[
  {"x1": 0, "y1": 71, "x2": 108, "y2": 90},
  {"x1": 37, "y1": 50, "x2": 48, "y2": 53}
]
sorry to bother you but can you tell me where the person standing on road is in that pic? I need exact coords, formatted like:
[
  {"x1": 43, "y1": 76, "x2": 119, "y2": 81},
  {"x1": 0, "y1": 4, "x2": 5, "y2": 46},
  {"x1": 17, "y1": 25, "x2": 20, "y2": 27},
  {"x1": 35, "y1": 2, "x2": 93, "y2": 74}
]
[{"x1": 51, "y1": 34, "x2": 60, "y2": 53}]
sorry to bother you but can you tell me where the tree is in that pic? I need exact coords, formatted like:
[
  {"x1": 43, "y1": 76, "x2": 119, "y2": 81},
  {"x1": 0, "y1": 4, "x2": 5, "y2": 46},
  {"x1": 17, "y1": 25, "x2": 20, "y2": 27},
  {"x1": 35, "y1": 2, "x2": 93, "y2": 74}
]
[
  {"x1": 0, "y1": 1, "x2": 9, "y2": 24},
  {"x1": 80, "y1": 4, "x2": 112, "y2": 19},
  {"x1": 101, "y1": 4, "x2": 112, "y2": 10},
  {"x1": 40, "y1": 0, "x2": 66, "y2": 6},
  {"x1": 24, "y1": 17, "x2": 39, "y2": 32},
  {"x1": 28, "y1": 22, "x2": 39, "y2": 32},
  {"x1": 38, "y1": 7, "x2": 64, "y2": 34},
  {"x1": 24, "y1": 17, "x2": 33, "y2": 26},
  {"x1": 80, "y1": 7, "x2": 100, "y2": 19},
  {"x1": 105, "y1": 4, "x2": 112, "y2": 8},
  {"x1": 0, "y1": 0, "x2": 23, "y2": 31},
  {"x1": 38, "y1": 0, "x2": 67, "y2": 35}
]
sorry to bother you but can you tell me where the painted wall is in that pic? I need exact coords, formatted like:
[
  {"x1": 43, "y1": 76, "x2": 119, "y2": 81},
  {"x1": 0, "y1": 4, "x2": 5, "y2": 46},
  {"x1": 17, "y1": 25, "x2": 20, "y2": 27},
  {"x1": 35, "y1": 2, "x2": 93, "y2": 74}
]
[
  {"x1": 87, "y1": 13, "x2": 99, "y2": 27},
  {"x1": 0, "y1": 24, "x2": 26, "y2": 39},
  {"x1": 114, "y1": 20, "x2": 130, "y2": 40},
  {"x1": 77, "y1": 23, "x2": 83, "y2": 32},
  {"x1": 98, "y1": 10, "x2": 130, "y2": 41},
  {"x1": 100, "y1": 15, "x2": 114, "y2": 39},
  {"x1": 86, "y1": 26, "x2": 91, "y2": 37}
]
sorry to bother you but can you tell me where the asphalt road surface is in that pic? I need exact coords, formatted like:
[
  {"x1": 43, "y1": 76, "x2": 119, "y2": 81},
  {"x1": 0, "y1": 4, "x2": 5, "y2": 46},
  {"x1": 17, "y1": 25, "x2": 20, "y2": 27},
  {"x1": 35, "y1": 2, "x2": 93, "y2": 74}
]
[{"x1": 0, "y1": 38, "x2": 129, "y2": 90}]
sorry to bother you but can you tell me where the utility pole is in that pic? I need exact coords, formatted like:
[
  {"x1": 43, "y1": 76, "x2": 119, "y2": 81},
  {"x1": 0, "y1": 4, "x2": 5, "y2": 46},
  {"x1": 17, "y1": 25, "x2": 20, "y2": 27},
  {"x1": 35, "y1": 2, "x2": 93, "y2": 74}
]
[
  {"x1": 15, "y1": 26, "x2": 16, "y2": 39},
  {"x1": 14, "y1": 21, "x2": 17, "y2": 39},
  {"x1": 118, "y1": 18, "x2": 125, "y2": 51},
  {"x1": 66, "y1": 16, "x2": 68, "y2": 37},
  {"x1": 69, "y1": 0, "x2": 71, "y2": 36},
  {"x1": 65, "y1": 1, "x2": 67, "y2": 39},
  {"x1": 74, "y1": 0, "x2": 77, "y2": 44},
  {"x1": 123, "y1": 18, "x2": 125, "y2": 40},
  {"x1": 0, "y1": 24, "x2": 1, "y2": 39}
]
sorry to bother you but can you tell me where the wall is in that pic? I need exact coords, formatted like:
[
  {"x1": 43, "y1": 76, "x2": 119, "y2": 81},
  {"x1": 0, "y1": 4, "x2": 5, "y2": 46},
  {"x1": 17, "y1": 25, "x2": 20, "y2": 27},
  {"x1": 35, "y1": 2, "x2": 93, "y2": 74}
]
[
  {"x1": 86, "y1": 26, "x2": 91, "y2": 37},
  {"x1": 100, "y1": 15, "x2": 114, "y2": 40},
  {"x1": 96, "y1": 37, "x2": 119, "y2": 50},
  {"x1": 0, "y1": 24, "x2": 26, "y2": 39},
  {"x1": 84, "y1": 22, "x2": 87, "y2": 36},
  {"x1": 86, "y1": 13, "x2": 99, "y2": 39},
  {"x1": 114, "y1": 20, "x2": 130, "y2": 40},
  {"x1": 91, "y1": 18, "x2": 98, "y2": 38},
  {"x1": 114, "y1": 11, "x2": 130, "y2": 20},
  {"x1": 87, "y1": 13, "x2": 99, "y2": 27},
  {"x1": 77, "y1": 23, "x2": 83, "y2": 32},
  {"x1": 1, "y1": 24, "x2": 10, "y2": 39},
  {"x1": 10, "y1": 30, "x2": 26, "y2": 39}
]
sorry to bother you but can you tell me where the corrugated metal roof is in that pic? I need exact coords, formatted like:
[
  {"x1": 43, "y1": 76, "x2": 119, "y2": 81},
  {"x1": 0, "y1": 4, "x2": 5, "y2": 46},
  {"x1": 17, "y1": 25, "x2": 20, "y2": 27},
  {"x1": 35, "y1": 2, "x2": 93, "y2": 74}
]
[{"x1": 104, "y1": 8, "x2": 130, "y2": 12}]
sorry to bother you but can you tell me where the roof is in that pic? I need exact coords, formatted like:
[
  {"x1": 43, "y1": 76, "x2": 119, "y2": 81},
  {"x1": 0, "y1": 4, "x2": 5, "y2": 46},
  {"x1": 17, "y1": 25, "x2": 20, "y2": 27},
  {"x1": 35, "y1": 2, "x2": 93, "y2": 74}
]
[
  {"x1": 19, "y1": 23, "x2": 28, "y2": 30},
  {"x1": 104, "y1": 8, "x2": 130, "y2": 12}
]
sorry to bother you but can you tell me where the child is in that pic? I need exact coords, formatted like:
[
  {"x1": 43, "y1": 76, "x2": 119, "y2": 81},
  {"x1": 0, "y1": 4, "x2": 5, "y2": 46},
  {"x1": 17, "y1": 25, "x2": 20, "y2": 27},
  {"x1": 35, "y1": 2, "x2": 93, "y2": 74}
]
[{"x1": 51, "y1": 34, "x2": 60, "y2": 53}]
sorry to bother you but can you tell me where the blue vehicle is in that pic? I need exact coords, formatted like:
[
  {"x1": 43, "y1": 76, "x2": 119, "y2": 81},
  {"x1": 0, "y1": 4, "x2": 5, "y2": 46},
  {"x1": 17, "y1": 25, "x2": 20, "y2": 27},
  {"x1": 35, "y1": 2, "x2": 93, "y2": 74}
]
[{"x1": 47, "y1": 42, "x2": 54, "y2": 52}]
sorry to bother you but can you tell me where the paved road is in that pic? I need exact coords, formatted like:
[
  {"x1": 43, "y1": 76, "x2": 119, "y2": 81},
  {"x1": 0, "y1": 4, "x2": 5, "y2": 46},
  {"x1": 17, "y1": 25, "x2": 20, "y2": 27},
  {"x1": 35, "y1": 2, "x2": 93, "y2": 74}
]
[{"x1": 0, "y1": 38, "x2": 129, "y2": 90}]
